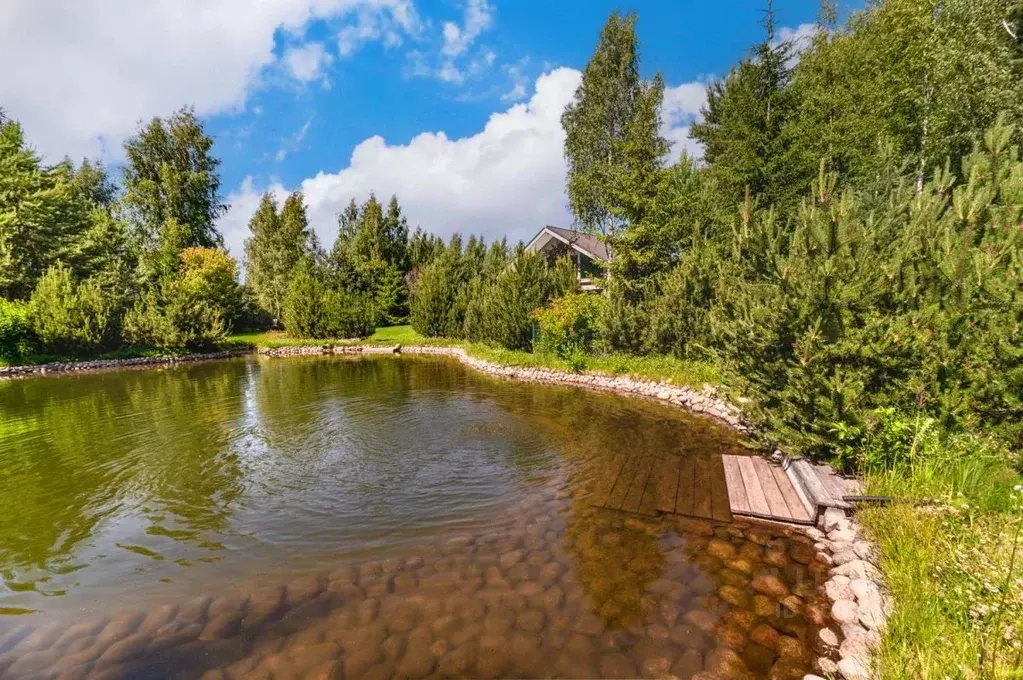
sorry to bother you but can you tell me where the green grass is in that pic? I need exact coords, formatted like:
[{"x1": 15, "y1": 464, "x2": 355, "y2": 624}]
[
  {"x1": 227, "y1": 330, "x2": 361, "y2": 349},
  {"x1": 859, "y1": 445, "x2": 1023, "y2": 678},
  {"x1": 365, "y1": 325, "x2": 427, "y2": 344}
]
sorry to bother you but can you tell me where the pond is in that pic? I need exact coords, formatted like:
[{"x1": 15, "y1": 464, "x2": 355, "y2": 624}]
[{"x1": 0, "y1": 356, "x2": 827, "y2": 679}]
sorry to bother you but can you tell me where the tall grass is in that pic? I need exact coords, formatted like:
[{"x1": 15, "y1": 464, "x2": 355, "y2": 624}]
[{"x1": 856, "y1": 413, "x2": 1023, "y2": 678}]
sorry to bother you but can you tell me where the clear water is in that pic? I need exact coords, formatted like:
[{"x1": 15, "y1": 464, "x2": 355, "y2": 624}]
[{"x1": 0, "y1": 356, "x2": 826, "y2": 679}]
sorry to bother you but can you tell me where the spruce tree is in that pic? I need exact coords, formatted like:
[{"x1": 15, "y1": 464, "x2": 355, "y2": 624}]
[
  {"x1": 0, "y1": 119, "x2": 92, "y2": 299},
  {"x1": 243, "y1": 192, "x2": 312, "y2": 323},
  {"x1": 690, "y1": 2, "x2": 799, "y2": 208}
]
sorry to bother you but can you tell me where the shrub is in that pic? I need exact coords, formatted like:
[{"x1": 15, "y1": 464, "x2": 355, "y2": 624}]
[
  {"x1": 322, "y1": 288, "x2": 375, "y2": 339},
  {"x1": 534, "y1": 293, "x2": 604, "y2": 359},
  {"x1": 282, "y1": 261, "x2": 326, "y2": 338},
  {"x1": 645, "y1": 236, "x2": 719, "y2": 358},
  {"x1": 178, "y1": 248, "x2": 244, "y2": 330},
  {"x1": 122, "y1": 280, "x2": 226, "y2": 350},
  {"x1": 597, "y1": 279, "x2": 648, "y2": 355},
  {"x1": 410, "y1": 255, "x2": 461, "y2": 337},
  {"x1": 464, "y1": 252, "x2": 574, "y2": 351},
  {"x1": 282, "y1": 260, "x2": 376, "y2": 339},
  {"x1": 0, "y1": 298, "x2": 33, "y2": 360},
  {"x1": 27, "y1": 264, "x2": 114, "y2": 354}
]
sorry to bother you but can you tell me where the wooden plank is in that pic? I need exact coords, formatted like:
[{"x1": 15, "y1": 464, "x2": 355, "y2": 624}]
[
  {"x1": 692, "y1": 456, "x2": 715, "y2": 519},
  {"x1": 722, "y1": 455, "x2": 750, "y2": 515},
  {"x1": 591, "y1": 453, "x2": 626, "y2": 506},
  {"x1": 815, "y1": 463, "x2": 848, "y2": 501},
  {"x1": 770, "y1": 464, "x2": 812, "y2": 523},
  {"x1": 675, "y1": 456, "x2": 696, "y2": 517},
  {"x1": 637, "y1": 460, "x2": 661, "y2": 517},
  {"x1": 752, "y1": 457, "x2": 793, "y2": 520},
  {"x1": 655, "y1": 456, "x2": 682, "y2": 514},
  {"x1": 736, "y1": 456, "x2": 771, "y2": 517},
  {"x1": 709, "y1": 457, "x2": 733, "y2": 522},
  {"x1": 605, "y1": 457, "x2": 639, "y2": 510},
  {"x1": 789, "y1": 459, "x2": 850, "y2": 511},
  {"x1": 622, "y1": 458, "x2": 653, "y2": 513}
]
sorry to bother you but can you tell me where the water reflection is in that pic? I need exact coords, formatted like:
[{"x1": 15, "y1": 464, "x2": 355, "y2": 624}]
[{"x1": 0, "y1": 356, "x2": 828, "y2": 678}]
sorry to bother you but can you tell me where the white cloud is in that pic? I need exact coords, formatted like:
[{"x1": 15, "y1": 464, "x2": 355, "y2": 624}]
[
  {"x1": 441, "y1": 0, "x2": 492, "y2": 57},
  {"x1": 337, "y1": 3, "x2": 420, "y2": 56},
  {"x1": 219, "y1": 68, "x2": 704, "y2": 262},
  {"x1": 274, "y1": 117, "x2": 314, "y2": 162},
  {"x1": 777, "y1": 23, "x2": 818, "y2": 51},
  {"x1": 283, "y1": 42, "x2": 334, "y2": 82},
  {"x1": 501, "y1": 61, "x2": 530, "y2": 102},
  {"x1": 412, "y1": 0, "x2": 494, "y2": 85},
  {"x1": 0, "y1": 0, "x2": 419, "y2": 162},
  {"x1": 660, "y1": 81, "x2": 708, "y2": 162}
]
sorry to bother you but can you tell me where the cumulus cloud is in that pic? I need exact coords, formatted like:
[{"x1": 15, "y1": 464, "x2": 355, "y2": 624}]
[
  {"x1": 337, "y1": 2, "x2": 421, "y2": 56},
  {"x1": 661, "y1": 81, "x2": 709, "y2": 161},
  {"x1": 441, "y1": 0, "x2": 493, "y2": 57},
  {"x1": 412, "y1": 0, "x2": 495, "y2": 85},
  {"x1": 218, "y1": 69, "x2": 709, "y2": 262},
  {"x1": 283, "y1": 42, "x2": 334, "y2": 82},
  {"x1": 0, "y1": 0, "x2": 419, "y2": 161}
]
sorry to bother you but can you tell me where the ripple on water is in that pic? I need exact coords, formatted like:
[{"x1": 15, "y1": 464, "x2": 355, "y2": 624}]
[{"x1": 0, "y1": 355, "x2": 830, "y2": 678}]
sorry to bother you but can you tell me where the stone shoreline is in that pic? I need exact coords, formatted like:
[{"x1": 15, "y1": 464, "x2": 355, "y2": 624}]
[
  {"x1": 2, "y1": 341, "x2": 889, "y2": 679},
  {"x1": 0, "y1": 349, "x2": 248, "y2": 379}
]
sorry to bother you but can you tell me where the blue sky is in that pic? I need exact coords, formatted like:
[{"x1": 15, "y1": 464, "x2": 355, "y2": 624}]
[{"x1": 1, "y1": 0, "x2": 846, "y2": 257}]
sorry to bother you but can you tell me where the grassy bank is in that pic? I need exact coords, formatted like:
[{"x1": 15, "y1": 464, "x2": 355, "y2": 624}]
[
  {"x1": 233, "y1": 325, "x2": 724, "y2": 390},
  {"x1": 857, "y1": 429, "x2": 1023, "y2": 678}
]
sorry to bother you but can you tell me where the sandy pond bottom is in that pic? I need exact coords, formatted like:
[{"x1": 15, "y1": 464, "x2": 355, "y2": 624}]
[{"x1": 0, "y1": 357, "x2": 831, "y2": 679}]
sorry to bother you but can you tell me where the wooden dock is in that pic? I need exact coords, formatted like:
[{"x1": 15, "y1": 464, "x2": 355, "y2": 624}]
[{"x1": 593, "y1": 454, "x2": 861, "y2": 526}]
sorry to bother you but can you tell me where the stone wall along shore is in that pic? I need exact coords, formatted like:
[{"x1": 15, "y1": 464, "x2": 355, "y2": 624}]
[{"x1": 0, "y1": 349, "x2": 248, "y2": 379}]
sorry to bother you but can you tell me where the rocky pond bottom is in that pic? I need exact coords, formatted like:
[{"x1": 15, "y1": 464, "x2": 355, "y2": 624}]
[
  {"x1": 0, "y1": 508, "x2": 827, "y2": 680},
  {"x1": 0, "y1": 356, "x2": 831, "y2": 679}
]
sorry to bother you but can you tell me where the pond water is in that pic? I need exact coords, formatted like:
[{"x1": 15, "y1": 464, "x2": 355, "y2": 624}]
[{"x1": 0, "y1": 356, "x2": 828, "y2": 679}]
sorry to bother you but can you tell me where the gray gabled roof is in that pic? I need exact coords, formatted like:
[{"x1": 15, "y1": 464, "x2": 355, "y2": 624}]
[{"x1": 526, "y1": 226, "x2": 610, "y2": 262}]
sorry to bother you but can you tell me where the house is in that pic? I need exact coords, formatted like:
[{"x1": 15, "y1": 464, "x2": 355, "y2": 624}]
[{"x1": 525, "y1": 226, "x2": 609, "y2": 292}]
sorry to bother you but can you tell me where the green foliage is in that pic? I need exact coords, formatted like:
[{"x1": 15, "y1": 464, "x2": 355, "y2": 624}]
[
  {"x1": 562, "y1": 11, "x2": 669, "y2": 240},
  {"x1": 122, "y1": 108, "x2": 226, "y2": 281},
  {"x1": 706, "y1": 120, "x2": 1023, "y2": 459},
  {"x1": 282, "y1": 260, "x2": 327, "y2": 339},
  {"x1": 0, "y1": 119, "x2": 99, "y2": 300},
  {"x1": 691, "y1": 4, "x2": 800, "y2": 209},
  {"x1": 409, "y1": 234, "x2": 469, "y2": 337},
  {"x1": 597, "y1": 278, "x2": 649, "y2": 355},
  {"x1": 321, "y1": 288, "x2": 376, "y2": 339},
  {"x1": 121, "y1": 248, "x2": 241, "y2": 351},
  {"x1": 244, "y1": 191, "x2": 312, "y2": 322},
  {"x1": 282, "y1": 259, "x2": 375, "y2": 339},
  {"x1": 27, "y1": 264, "x2": 114, "y2": 354},
  {"x1": 329, "y1": 194, "x2": 413, "y2": 323},
  {"x1": 534, "y1": 293, "x2": 604, "y2": 359},
  {"x1": 0, "y1": 298, "x2": 33, "y2": 360},
  {"x1": 177, "y1": 247, "x2": 244, "y2": 329}
]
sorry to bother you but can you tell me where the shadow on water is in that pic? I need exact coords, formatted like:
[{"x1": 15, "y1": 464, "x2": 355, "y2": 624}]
[{"x1": 0, "y1": 355, "x2": 830, "y2": 679}]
